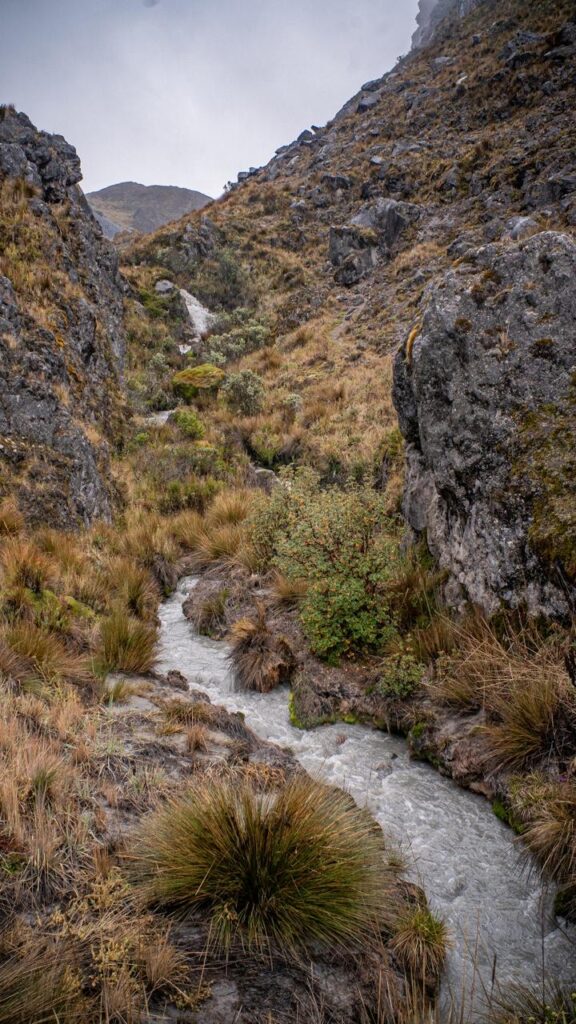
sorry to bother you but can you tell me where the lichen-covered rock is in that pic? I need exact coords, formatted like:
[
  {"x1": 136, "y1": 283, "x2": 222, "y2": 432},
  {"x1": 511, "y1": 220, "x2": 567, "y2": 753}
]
[
  {"x1": 0, "y1": 109, "x2": 126, "y2": 528},
  {"x1": 393, "y1": 231, "x2": 576, "y2": 619}
]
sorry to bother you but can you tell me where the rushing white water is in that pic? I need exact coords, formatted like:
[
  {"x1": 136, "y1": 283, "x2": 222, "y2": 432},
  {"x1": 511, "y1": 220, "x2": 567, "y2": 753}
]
[
  {"x1": 180, "y1": 288, "x2": 216, "y2": 338},
  {"x1": 146, "y1": 408, "x2": 174, "y2": 426},
  {"x1": 157, "y1": 578, "x2": 575, "y2": 1013}
]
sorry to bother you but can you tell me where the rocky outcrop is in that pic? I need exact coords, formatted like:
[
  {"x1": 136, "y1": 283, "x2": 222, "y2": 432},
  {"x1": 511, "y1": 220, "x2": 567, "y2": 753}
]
[
  {"x1": 393, "y1": 231, "x2": 576, "y2": 619},
  {"x1": 412, "y1": 0, "x2": 488, "y2": 49},
  {"x1": 0, "y1": 109, "x2": 127, "y2": 527}
]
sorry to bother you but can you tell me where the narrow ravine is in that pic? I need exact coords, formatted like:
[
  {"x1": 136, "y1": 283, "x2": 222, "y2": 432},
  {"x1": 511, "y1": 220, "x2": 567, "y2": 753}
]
[{"x1": 157, "y1": 578, "x2": 575, "y2": 1014}]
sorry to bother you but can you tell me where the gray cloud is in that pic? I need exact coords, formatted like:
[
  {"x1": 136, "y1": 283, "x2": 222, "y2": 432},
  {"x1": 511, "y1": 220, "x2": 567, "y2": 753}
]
[{"x1": 0, "y1": 0, "x2": 419, "y2": 197}]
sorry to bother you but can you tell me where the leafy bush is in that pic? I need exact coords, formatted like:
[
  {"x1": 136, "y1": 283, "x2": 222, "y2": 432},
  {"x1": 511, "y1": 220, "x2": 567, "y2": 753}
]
[
  {"x1": 222, "y1": 370, "x2": 265, "y2": 416},
  {"x1": 130, "y1": 776, "x2": 396, "y2": 954},
  {"x1": 172, "y1": 408, "x2": 205, "y2": 440},
  {"x1": 205, "y1": 312, "x2": 270, "y2": 366},
  {"x1": 270, "y1": 476, "x2": 400, "y2": 663},
  {"x1": 377, "y1": 652, "x2": 424, "y2": 699}
]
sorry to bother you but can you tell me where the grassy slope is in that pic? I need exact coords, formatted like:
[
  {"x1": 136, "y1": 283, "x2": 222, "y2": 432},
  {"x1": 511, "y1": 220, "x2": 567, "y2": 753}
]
[{"x1": 123, "y1": 0, "x2": 576, "y2": 484}]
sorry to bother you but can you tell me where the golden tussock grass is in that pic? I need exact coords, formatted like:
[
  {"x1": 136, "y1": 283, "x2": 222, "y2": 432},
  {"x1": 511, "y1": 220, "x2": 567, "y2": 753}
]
[{"x1": 228, "y1": 607, "x2": 295, "y2": 693}]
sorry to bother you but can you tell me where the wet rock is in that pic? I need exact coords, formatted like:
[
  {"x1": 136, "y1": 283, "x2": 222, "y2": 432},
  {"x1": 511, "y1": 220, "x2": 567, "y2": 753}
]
[
  {"x1": 499, "y1": 30, "x2": 544, "y2": 61},
  {"x1": 248, "y1": 465, "x2": 279, "y2": 493},
  {"x1": 166, "y1": 669, "x2": 189, "y2": 691},
  {"x1": 393, "y1": 231, "x2": 576, "y2": 618}
]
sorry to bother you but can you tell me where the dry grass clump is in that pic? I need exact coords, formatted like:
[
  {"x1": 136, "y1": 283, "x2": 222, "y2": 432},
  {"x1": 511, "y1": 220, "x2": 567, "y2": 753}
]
[
  {"x1": 388, "y1": 905, "x2": 449, "y2": 985},
  {"x1": 203, "y1": 488, "x2": 253, "y2": 529},
  {"x1": 169, "y1": 509, "x2": 205, "y2": 550},
  {"x1": 228, "y1": 607, "x2": 295, "y2": 692},
  {"x1": 482, "y1": 982, "x2": 576, "y2": 1024},
  {"x1": 99, "y1": 610, "x2": 158, "y2": 675},
  {"x1": 517, "y1": 780, "x2": 576, "y2": 917},
  {"x1": 129, "y1": 776, "x2": 397, "y2": 954},
  {"x1": 0, "y1": 497, "x2": 24, "y2": 537},
  {"x1": 482, "y1": 675, "x2": 575, "y2": 775},
  {"x1": 0, "y1": 873, "x2": 197, "y2": 1022},
  {"x1": 269, "y1": 571, "x2": 308, "y2": 609},
  {"x1": 0, "y1": 538, "x2": 58, "y2": 595},
  {"x1": 2, "y1": 622, "x2": 93, "y2": 690},
  {"x1": 119, "y1": 512, "x2": 179, "y2": 594},
  {"x1": 162, "y1": 698, "x2": 215, "y2": 728},
  {"x1": 190, "y1": 522, "x2": 246, "y2": 569},
  {"x1": 106, "y1": 557, "x2": 160, "y2": 620},
  {"x1": 0, "y1": 941, "x2": 84, "y2": 1024},
  {"x1": 428, "y1": 619, "x2": 576, "y2": 774},
  {"x1": 186, "y1": 724, "x2": 210, "y2": 753},
  {"x1": 192, "y1": 587, "x2": 229, "y2": 636},
  {"x1": 0, "y1": 694, "x2": 91, "y2": 900}
]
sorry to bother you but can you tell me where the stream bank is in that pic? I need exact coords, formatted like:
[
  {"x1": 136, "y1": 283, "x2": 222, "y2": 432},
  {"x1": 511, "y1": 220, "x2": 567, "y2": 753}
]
[{"x1": 158, "y1": 576, "x2": 576, "y2": 1016}]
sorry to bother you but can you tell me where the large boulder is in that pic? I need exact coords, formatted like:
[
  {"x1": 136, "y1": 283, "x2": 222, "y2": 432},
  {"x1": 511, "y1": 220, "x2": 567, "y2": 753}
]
[{"x1": 392, "y1": 232, "x2": 576, "y2": 618}]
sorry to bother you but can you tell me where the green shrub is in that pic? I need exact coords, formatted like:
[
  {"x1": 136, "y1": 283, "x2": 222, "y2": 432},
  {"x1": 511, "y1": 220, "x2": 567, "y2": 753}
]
[
  {"x1": 130, "y1": 776, "x2": 396, "y2": 954},
  {"x1": 377, "y1": 652, "x2": 424, "y2": 699},
  {"x1": 172, "y1": 408, "x2": 205, "y2": 440},
  {"x1": 268, "y1": 475, "x2": 400, "y2": 663},
  {"x1": 157, "y1": 476, "x2": 219, "y2": 514},
  {"x1": 222, "y1": 370, "x2": 265, "y2": 416},
  {"x1": 205, "y1": 313, "x2": 270, "y2": 366}
]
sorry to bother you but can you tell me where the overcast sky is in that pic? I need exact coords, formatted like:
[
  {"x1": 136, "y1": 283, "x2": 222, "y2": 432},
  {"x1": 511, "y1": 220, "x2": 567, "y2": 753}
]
[{"x1": 0, "y1": 0, "x2": 419, "y2": 198}]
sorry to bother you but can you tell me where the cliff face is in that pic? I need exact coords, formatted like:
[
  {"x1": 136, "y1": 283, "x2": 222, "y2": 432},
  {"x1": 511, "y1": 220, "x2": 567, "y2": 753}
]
[
  {"x1": 393, "y1": 231, "x2": 576, "y2": 618},
  {"x1": 0, "y1": 108, "x2": 126, "y2": 528}
]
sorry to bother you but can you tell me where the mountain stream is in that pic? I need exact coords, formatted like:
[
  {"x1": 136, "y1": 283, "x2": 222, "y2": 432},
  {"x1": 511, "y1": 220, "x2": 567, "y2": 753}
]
[{"x1": 157, "y1": 580, "x2": 575, "y2": 1013}]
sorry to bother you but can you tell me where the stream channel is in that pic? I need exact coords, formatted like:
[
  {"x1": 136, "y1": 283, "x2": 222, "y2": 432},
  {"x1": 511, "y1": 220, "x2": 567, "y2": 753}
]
[{"x1": 157, "y1": 578, "x2": 575, "y2": 1014}]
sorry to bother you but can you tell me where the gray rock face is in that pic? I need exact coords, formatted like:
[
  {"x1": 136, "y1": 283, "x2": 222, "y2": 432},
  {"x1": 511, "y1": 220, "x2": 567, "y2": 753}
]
[
  {"x1": 329, "y1": 198, "x2": 420, "y2": 286},
  {"x1": 392, "y1": 232, "x2": 576, "y2": 618},
  {"x1": 350, "y1": 198, "x2": 420, "y2": 249},
  {"x1": 412, "y1": 0, "x2": 488, "y2": 50},
  {"x1": 0, "y1": 109, "x2": 126, "y2": 528}
]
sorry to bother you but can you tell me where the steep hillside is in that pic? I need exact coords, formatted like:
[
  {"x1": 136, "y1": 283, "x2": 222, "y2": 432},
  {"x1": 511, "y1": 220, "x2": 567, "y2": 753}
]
[
  {"x1": 124, "y1": 0, "x2": 576, "y2": 616},
  {"x1": 87, "y1": 180, "x2": 212, "y2": 238},
  {"x1": 0, "y1": 107, "x2": 127, "y2": 528}
]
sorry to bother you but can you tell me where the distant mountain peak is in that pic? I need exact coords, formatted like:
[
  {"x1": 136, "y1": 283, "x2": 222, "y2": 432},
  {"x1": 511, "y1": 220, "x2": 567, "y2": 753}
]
[{"x1": 86, "y1": 180, "x2": 212, "y2": 238}]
